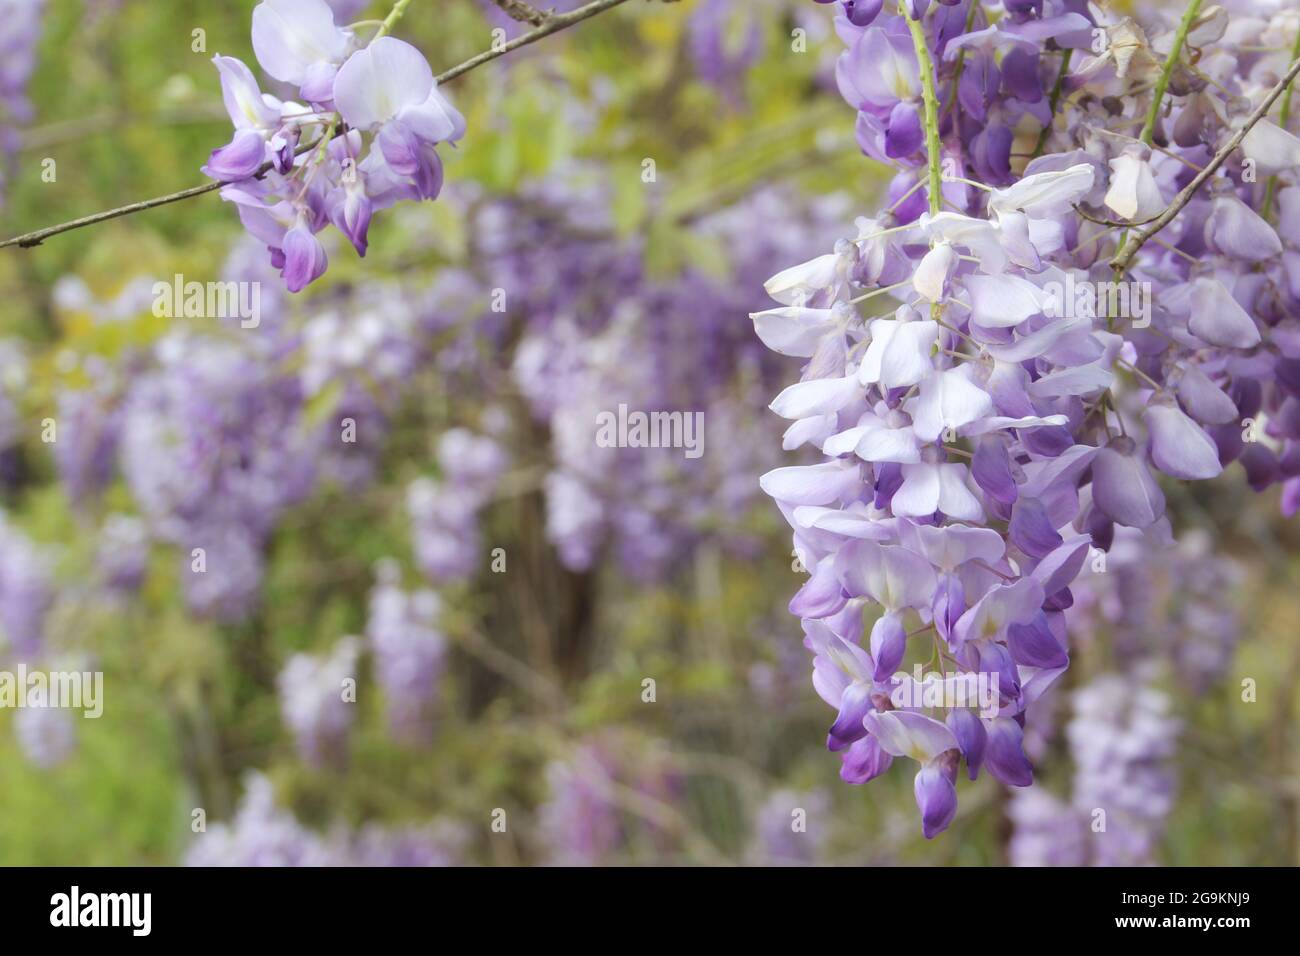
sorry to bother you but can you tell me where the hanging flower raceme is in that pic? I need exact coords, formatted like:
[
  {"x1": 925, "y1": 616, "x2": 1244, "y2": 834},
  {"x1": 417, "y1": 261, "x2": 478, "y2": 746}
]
[
  {"x1": 758, "y1": 0, "x2": 1300, "y2": 839},
  {"x1": 202, "y1": 0, "x2": 465, "y2": 291}
]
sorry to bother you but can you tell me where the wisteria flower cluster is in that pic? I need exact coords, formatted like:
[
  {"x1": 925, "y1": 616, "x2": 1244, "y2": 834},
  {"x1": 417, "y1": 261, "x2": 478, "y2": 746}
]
[
  {"x1": 1009, "y1": 671, "x2": 1181, "y2": 866},
  {"x1": 0, "y1": 0, "x2": 45, "y2": 207},
  {"x1": 759, "y1": 0, "x2": 1300, "y2": 838},
  {"x1": 186, "y1": 771, "x2": 467, "y2": 866},
  {"x1": 204, "y1": 0, "x2": 465, "y2": 291},
  {"x1": 536, "y1": 734, "x2": 682, "y2": 865}
]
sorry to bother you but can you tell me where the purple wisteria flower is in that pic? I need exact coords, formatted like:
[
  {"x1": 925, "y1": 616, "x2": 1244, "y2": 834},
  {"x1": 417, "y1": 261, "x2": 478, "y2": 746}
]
[
  {"x1": 408, "y1": 428, "x2": 510, "y2": 584},
  {"x1": 1009, "y1": 670, "x2": 1179, "y2": 866},
  {"x1": 0, "y1": 510, "x2": 53, "y2": 659},
  {"x1": 0, "y1": 0, "x2": 45, "y2": 207},
  {"x1": 203, "y1": 0, "x2": 465, "y2": 291},
  {"x1": 366, "y1": 559, "x2": 448, "y2": 744},
  {"x1": 758, "y1": 0, "x2": 1300, "y2": 838},
  {"x1": 277, "y1": 635, "x2": 361, "y2": 767},
  {"x1": 186, "y1": 771, "x2": 467, "y2": 866}
]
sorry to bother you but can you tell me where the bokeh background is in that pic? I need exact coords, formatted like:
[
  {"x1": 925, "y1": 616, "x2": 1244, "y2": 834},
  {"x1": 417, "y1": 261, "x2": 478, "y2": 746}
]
[{"x1": 0, "y1": 0, "x2": 1296, "y2": 866}]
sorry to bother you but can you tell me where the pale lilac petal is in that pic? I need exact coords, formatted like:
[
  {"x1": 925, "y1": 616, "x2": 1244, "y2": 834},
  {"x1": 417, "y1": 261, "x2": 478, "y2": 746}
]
[
  {"x1": 1206, "y1": 194, "x2": 1282, "y2": 262},
  {"x1": 1242, "y1": 118, "x2": 1300, "y2": 176},
  {"x1": 869, "y1": 613, "x2": 907, "y2": 681},
  {"x1": 1186, "y1": 277, "x2": 1261, "y2": 348},
  {"x1": 963, "y1": 273, "x2": 1050, "y2": 328},
  {"x1": 989, "y1": 162, "x2": 1095, "y2": 218},
  {"x1": 852, "y1": 421, "x2": 923, "y2": 463},
  {"x1": 1145, "y1": 404, "x2": 1224, "y2": 480},
  {"x1": 333, "y1": 36, "x2": 434, "y2": 129},
  {"x1": 859, "y1": 318, "x2": 939, "y2": 389},
  {"x1": 911, "y1": 523, "x2": 1005, "y2": 571},
  {"x1": 1092, "y1": 437, "x2": 1165, "y2": 528},
  {"x1": 763, "y1": 253, "x2": 845, "y2": 305},
  {"x1": 769, "y1": 374, "x2": 861, "y2": 419},
  {"x1": 906, "y1": 366, "x2": 994, "y2": 443},
  {"x1": 892, "y1": 461, "x2": 941, "y2": 517},
  {"x1": 1177, "y1": 366, "x2": 1238, "y2": 425},
  {"x1": 750, "y1": 307, "x2": 838, "y2": 357},
  {"x1": 1104, "y1": 148, "x2": 1164, "y2": 220},
  {"x1": 760, "y1": 461, "x2": 861, "y2": 505},
  {"x1": 936, "y1": 463, "x2": 984, "y2": 522},
  {"x1": 835, "y1": 539, "x2": 937, "y2": 611},
  {"x1": 866, "y1": 710, "x2": 959, "y2": 761},
  {"x1": 397, "y1": 85, "x2": 466, "y2": 144},
  {"x1": 913, "y1": 242, "x2": 957, "y2": 303},
  {"x1": 252, "y1": 0, "x2": 352, "y2": 86},
  {"x1": 214, "y1": 55, "x2": 278, "y2": 129}
]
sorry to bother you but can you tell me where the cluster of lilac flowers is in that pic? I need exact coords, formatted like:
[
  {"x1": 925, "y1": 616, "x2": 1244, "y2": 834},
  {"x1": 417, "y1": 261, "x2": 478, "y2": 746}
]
[
  {"x1": 0, "y1": 510, "x2": 52, "y2": 661},
  {"x1": 204, "y1": 0, "x2": 465, "y2": 291},
  {"x1": 365, "y1": 558, "x2": 448, "y2": 744},
  {"x1": 49, "y1": 240, "x2": 441, "y2": 622},
  {"x1": 277, "y1": 559, "x2": 452, "y2": 760},
  {"x1": 0, "y1": 511, "x2": 83, "y2": 768},
  {"x1": 1073, "y1": 524, "x2": 1244, "y2": 692},
  {"x1": 1008, "y1": 671, "x2": 1180, "y2": 866},
  {"x1": 748, "y1": 787, "x2": 832, "y2": 865},
  {"x1": 493, "y1": 174, "x2": 849, "y2": 579},
  {"x1": 758, "y1": 0, "x2": 1299, "y2": 838},
  {"x1": 536, "y1": 734, "x2": 681, "y2": 865},
  {"x1": 278, "y1": 635, "x2": 362, "y2": 767},
  {"x1": 407, "y1": 426, "x2": 510, "y2": 584},
  {"x1": 0, "y1": 0, "x2": 45, "y2": 206},
  {"x1": 185, "y1": 771, "x2": 467, "y2": 866}
]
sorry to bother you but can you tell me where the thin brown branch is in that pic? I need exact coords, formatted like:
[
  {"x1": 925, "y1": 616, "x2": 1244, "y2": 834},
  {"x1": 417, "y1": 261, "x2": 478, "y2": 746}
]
[
  {"x1": 0, "y1": 0, "x2": 644, "y2": 251},
  {"x1": 1111, "y1": 55, "x2": 1300, "y2": 275},
  {"x1": 1072, "y1": 203, "x2": 1163, "y2": 229},
  {"x1": 491, "y1": 0, "x2": 551, "y2": 26}
]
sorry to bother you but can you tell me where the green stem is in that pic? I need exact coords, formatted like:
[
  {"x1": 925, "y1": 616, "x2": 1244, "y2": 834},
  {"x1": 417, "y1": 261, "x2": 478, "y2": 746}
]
[
  {"x1": 1139, "y1": 0, "x2": 1205, "y2": 145},
  {"x1": 376, "y1": 0, "x2": 415, "y2": 39},
  {"x1": 1031, "y1": 49, "x2": 1073, "y2": 158},
  {"x1": 901, "y1": 2, "x2": 944, "y2": 218}
]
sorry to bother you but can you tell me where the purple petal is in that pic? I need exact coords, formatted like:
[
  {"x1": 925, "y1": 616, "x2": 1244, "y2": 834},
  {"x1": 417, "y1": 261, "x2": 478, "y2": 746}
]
[
  {"x1": 840, "y1": 733, "x2": 893, "y2": 784},
  {"x1": 869, "y1": 612, "x2": 907, "y2": 681},
  {"x1": 1146, "y1": 404, "x2": 1224, "y2": 479},
  {"x1": 827, "y1": 681, "x2": 874, "y2": 751},
  {"x1": 1186, "y1": 278, "x2": 1261, "y2": 349},
  {"x1": 946, "y1": 708, "x2": 987, "y2": 780},
  {"x1": 1176, "y1": 366, "x2": 1239, "y2": 425},
  {"x1": 280, "y1": 222, "x2": 328, "y2": 292},
  {"x1": 984, "y1": 717, "x2": 1033, "y2": 787},
  {"x1": 914, "y1": 761, "x2": 959, "y2": 839},
  {"x1": 252, "y1": 0, "x2": 352, "y2": 86},
  {"x1": 1205, "y1": 194, "x2": 1282, "y2": 262},
  {"x1": 885, "y1": 100, "x2": 924, "y2": 158},
  {"x1": 203, "y1": 129, "x2": 268, "y2": 181},
  {"x1": 1009, "y1": 496, "x2": 1062, "y2": 559},
  {"x1": 1007, "y1": 610, "x2": 1068, "y2": 668},
  {"x1": 972, "y1": 436, "x2": 1018, "y2": 504},
  {"x1": 1091, "y1": 436, "x2": 1165, "y2": 528},
  {"x1": 333, "y1": 36, "x2": 434, "y2": 129}
]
